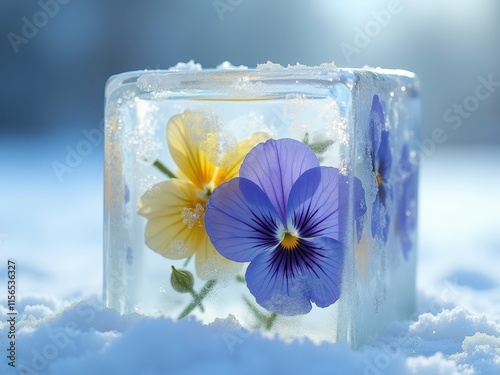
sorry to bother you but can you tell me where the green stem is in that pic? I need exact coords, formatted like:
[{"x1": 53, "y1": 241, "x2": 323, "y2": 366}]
[
  {"x1": 264, "y1": 313, "x2": 278, "y2": 330},
  {"x1": 235, "y1": 275, "x2": 245, "y2": 283},
  {"x1": 183, "y1": 255, "x2": 193, "y2": 267},
  {"x1": 243, "y1": 296, "x2": 268, "y2": 322},
  {"x1": 153, "y1": 160, "x2": 177, "y2": 179},
  {"x1": 243, "y1": 296, "x2": 278, "y2": 330},
  {"x1": 189, "y1": 290, "x2": 205, "y2": 312},
  {"x1": 178, "y1": 279, "x2": 217, "y2": 320}
]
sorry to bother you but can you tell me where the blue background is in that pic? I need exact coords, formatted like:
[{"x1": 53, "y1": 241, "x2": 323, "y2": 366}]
[{"x1": 1, "y1": 0, "x2": 499, "y2": 143}]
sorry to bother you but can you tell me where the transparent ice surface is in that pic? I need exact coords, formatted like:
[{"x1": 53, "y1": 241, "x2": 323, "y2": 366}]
[{"x1": 104, "y1": 66, "x2": 419, "y2": 347}]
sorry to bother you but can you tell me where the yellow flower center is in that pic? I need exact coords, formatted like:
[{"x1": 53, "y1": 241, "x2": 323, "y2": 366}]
[
  {"x1": 196, "y1": 184, "x2": 213, "y2": 201},
  {"x1": 281, "y1": 232, "x2": 299, "y2": 250},
  {"x1": 376, "y1": 171, "x2": 383, "y2": 187}
]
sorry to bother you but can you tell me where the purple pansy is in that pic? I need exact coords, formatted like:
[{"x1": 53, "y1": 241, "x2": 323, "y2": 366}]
[
  {"x1": 370, "y1": 95, "x2": 392, "y2": 243},
  {"x1": 398, "y1": 145, "x2": 418, "y2": 259},
  {"x1": 205, "y1": 138, "x2": 366, "y2": 316}
]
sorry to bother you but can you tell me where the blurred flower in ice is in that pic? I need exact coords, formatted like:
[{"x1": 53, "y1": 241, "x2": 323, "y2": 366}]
[
  {"x1": 397, "y1": 144, "x2": 418, "y2": 259},
  {"x1": 369, "y1": 95, "x2": 393, "y2": 243}
]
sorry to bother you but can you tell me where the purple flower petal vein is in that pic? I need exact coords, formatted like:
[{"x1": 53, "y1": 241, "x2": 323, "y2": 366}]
[{"x1": 205, "y1": 138, "x2": 365, "y2": 315}]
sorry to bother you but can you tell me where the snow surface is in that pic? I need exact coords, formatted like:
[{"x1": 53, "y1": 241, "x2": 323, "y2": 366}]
[{"x1": 0, "y1": 143, "x2": 499, "y2": 374}]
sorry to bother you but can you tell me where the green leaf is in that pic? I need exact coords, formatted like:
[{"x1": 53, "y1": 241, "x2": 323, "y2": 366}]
[
  {"x1": 310, "y1": 139, "x2": 335, "y2": 154},
  {"x1": 302, "y1": 132, "x2": 335, "y2": 163}
]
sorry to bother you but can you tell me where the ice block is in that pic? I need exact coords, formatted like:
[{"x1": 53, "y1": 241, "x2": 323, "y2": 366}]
[{"x1": 103, "y1": 62, "x2": 420, "y2": 347}]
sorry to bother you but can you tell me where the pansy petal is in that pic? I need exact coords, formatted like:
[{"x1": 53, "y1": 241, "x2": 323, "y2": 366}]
[
  {"x1": 205, "y1": 178, "x2": 282, "y2": 263},
  {"x1": 137, "y1": 179, "x2": 205, "y2": 259},
  {"x1": 307, "y1": 237, "x2": 344, "y2": 308},
  {"x1": 167, "y1": 110, "x2": 216, "y2": 190},
  {"x1": 338, "y1": 173, "x2": 367, "y2": 243},
  {"x1": 245, "y1": 236, "x2": 344, "y2": 316},
  {"x1": 287, "y1": 167, "x2": 341, "y2": 241},
  {"x1": 354, "y1": 175, "x2": 367, "y2": 241},
  {"x1": 377, "y1": 130, "x2": 392, "y2": 183},
  {"x1": 239, "y1": 138, "x2": 319, "y2": 223},
  {"x1": 213, "y1": 132, "x2": 271, "y2": 187}
]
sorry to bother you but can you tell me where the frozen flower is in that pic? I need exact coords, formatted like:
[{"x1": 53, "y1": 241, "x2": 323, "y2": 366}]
[
  {"x1": 205, "y1": 138, "x2": 366, "y2": 315},
  {"x1": 369, "y1": 95, "x2": 392, "y2": 243},
  {"x1": 138, "y1": 110, "x2": 269, "y2": 279},
  {"x1": 398, "y1": 144, "x2": 418, "y2": 259}
]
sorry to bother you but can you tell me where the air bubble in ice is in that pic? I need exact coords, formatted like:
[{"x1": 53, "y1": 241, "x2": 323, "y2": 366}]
[
  {"x1": 226, "y1": 111, "x2": 276, "y2": 139},
  {"x1": 200, "y1": 256, "x2": 243, "y2": 282},
  {"x1": 139, "y1": 174, "x2": 158, "y2": 193},
  {"x1": 186, "y1": 107, "x2": 238, "y2": 167},
  {"x1": 284, "y1": 96, "x2": 345, "y2": 165},
  {"x1": 168, "y1": 240, "x2": 190, "y2": 258},
  {"x1": 181, "y1": 203, "x2": 205, "y2": 229},
  {"x1": 122, "y1": 100, "x2": 161, "y2": 165},
  {"x1": 230, "y1": 76, "x2": 266, "y2": 97}
]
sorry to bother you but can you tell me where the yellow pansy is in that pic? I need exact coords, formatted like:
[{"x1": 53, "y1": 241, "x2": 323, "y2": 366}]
[{"x1": 138, "y1": 110, "x2": 269, "y2": 280}]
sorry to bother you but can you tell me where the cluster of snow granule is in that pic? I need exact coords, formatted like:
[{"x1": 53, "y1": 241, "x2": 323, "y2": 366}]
[{"x1": 0, "y1": 296, "x2": 498, "y2": 374}]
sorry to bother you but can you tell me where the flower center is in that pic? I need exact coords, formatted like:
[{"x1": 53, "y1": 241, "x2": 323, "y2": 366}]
[
  {"x1": 376, "y1": 171, "x2": 383, "y2": 187},
  {"x1": 281, "y1": 231, "x2": 299, "y2": 250},
  {"x1": 196, "y1": 184, "x2": 213, "y2": 201},
  {"x1": 181, "y1": 203, "x2": 205, "y2": 229}
]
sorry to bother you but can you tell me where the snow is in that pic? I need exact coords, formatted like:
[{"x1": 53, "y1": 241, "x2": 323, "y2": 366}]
[
  {"x1": 216, "y1": 61, "x2": 249, "y2": 70},
  {"x1": 168, "y1": 60, "x2": 203, "y2": 72},
  {"x1": 0, "y1": 143, "x2": 499, "y2": 374},
  {"x1": 256, "y1": 61, "x2": 337, "y2": 70}
]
